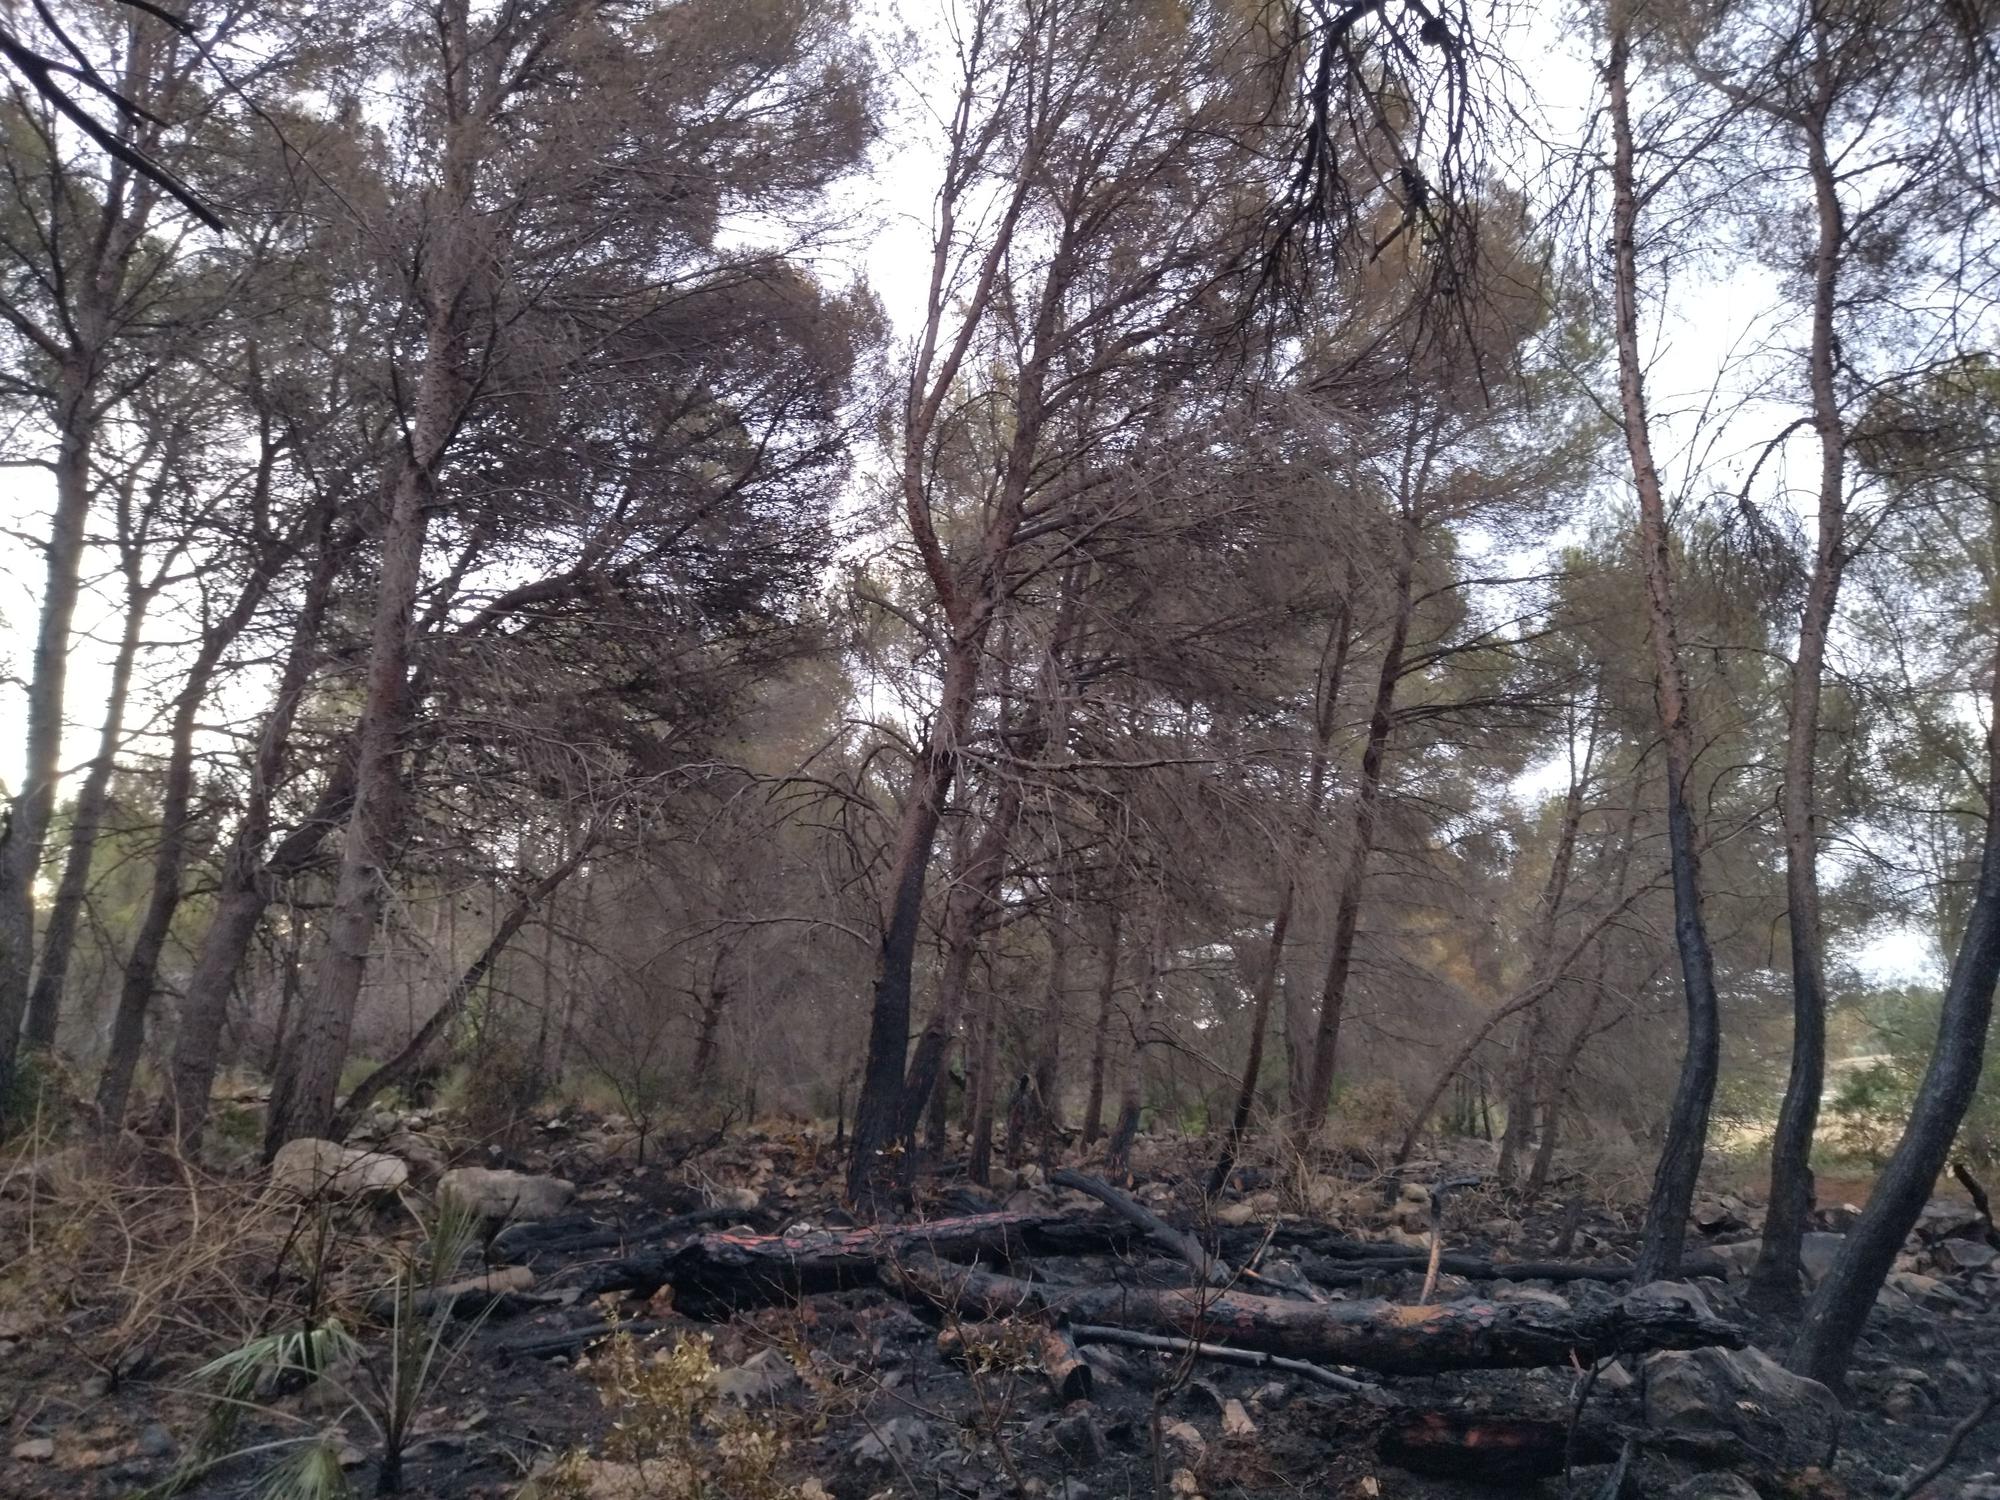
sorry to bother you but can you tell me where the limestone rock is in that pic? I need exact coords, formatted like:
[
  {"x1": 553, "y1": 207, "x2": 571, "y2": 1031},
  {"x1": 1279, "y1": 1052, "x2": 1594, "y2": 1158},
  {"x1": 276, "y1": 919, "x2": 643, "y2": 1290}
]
[
  {"x1": 270, "y1": 1138, "x2": 409, "y2": 1201},
  {"x1": 1220, "y1": 1398, "x2": 1257, "y2": 1440},
  {"x1": 1887, "y1": 1270, "x2": 1963, "y2": 1310},
  {"x1": 437, "y1": 1166, "x2": 575, "y2": 1222},
  {"x1": 1643, "y1": 1345, "x2": 1840, "y2": 1472},
  {"x1": 1942, "y1": 1238, "x2": 1998, "y2": 1272},
  {"x1": 383, "y1": 1131, "x2": 447, "y2": 1182}
]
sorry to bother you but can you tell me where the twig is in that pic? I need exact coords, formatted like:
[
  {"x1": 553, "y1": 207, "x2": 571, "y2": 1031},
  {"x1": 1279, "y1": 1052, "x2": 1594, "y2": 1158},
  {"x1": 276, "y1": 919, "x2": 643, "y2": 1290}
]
[
  {"x1": 1892, "y1": 1382, "x2": 2000, "y2": 1500},
  {"x1": 1068, "y1": 1324, "x2": 1397, "y2": 1405}
]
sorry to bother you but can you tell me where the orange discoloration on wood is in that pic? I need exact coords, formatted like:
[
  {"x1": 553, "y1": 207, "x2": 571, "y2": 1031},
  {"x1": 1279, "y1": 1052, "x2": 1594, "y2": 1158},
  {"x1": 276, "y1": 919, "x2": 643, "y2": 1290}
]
[{"x1": 1387, "y1": 1303, "x2": 1451, "y2": 1326}]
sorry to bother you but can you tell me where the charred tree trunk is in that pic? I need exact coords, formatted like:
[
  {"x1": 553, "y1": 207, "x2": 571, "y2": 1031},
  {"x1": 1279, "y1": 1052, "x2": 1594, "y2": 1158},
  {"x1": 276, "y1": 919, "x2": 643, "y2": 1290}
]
[
  {"x1": 1754, "y1": 50, "x2": 1848, "y2": 1312},
  {"x1": 884, "y1": 1255, "x2": 1747, "y2": 1375},
  {"x1": 966, "y1": 973, "x2": 1001, "y2": 1185},
  {"x1": 1608, "y1": 24, "x2": 1724, "y2": 1284},
  {"x1": 1789, "y1": 641, "x2": 2000, "y2": 1387},
  {"x1": 1494, "y1": 1011, "x2": 1545, "y2": 1184},
  {"x1": 849, "y1": 640, "x2": 982, "y2": 1199}
]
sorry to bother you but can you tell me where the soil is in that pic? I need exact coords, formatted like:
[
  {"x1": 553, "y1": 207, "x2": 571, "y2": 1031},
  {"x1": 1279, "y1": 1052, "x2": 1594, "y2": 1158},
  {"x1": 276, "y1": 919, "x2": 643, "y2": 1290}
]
[{"x1": 3, "y1": 1122, "x2": 1997, "y2": 1500}]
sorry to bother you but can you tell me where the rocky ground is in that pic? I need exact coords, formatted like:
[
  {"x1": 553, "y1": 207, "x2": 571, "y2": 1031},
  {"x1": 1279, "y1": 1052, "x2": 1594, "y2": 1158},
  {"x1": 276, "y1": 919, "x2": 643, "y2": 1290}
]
[{"x1": 3, "y1": 1112, "x2": 1998, "y2": 1500}]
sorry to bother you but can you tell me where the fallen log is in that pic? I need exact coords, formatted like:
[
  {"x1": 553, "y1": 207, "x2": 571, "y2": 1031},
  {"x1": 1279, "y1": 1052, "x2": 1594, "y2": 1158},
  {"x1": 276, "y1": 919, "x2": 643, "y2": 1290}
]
[
  {"x1": 1241, "y1": 1228, "x2": 1729, "y2": 1284},
  {"x1": 495, "y1": 1206, "x2": 750, "y2": 1262},
  {"x1": 881, "y1": 1254, "x2": 1746, "y2": 1375},
  {"x1": 582, "y1": 1211, "x2": 1139, "y2": 1308},
  {"x1": 938, "y1": 1320, "x2": 1094, "y2": 1402},
  {"x1": 1035, "y1": 1326, "x2": 1092, "y2": 1403}
]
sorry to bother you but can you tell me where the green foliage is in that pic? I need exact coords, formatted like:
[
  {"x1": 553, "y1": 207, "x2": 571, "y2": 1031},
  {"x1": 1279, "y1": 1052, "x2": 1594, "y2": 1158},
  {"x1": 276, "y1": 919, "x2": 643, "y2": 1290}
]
[{"x1": 1823, "y1": 985, "x2": 2000, "y2": 1169}]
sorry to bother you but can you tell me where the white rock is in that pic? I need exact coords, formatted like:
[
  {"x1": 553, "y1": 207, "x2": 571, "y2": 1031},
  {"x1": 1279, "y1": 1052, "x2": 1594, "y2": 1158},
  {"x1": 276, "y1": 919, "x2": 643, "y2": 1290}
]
[
  {"x1": 270, "y1": 1138, "x2": 410, "y2": 1201},
  {"x1": 1220, "y1": 1399, "x2": 1257, "y2": 1439},
  {"x1": 438, "y1": 1167, "x2": 575, "y2": 1222},
  {"x1": 11, "y1": 1437, "x2": 53, "y2": 1462}
]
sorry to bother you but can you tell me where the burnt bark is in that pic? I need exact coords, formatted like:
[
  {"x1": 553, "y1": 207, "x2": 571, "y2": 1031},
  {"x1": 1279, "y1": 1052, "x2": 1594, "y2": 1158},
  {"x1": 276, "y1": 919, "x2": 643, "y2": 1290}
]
[
  {"x1": 1789, "y1": 634, "x2": 2000, "y2": 1388},
  {"x1": 1607, "y1": 23, "x2": 1724, "y2": 1284},
  {"x1": 883, "y1": 1255, "x2": 1747, "y2": 1375},
  {"x1": 1754, "y1": 39, "x2": 1848, "y2": 1311},
  {"x1": 583, "y1": 1212, "x2": 1140, "y2": 1309}
]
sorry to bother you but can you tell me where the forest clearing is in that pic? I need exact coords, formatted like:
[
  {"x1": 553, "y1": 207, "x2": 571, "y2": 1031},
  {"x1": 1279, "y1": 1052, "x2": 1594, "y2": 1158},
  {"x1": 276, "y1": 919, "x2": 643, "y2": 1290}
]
[{"x1": 1, "y1": 0, "x2": 1999, "y2": 1494}]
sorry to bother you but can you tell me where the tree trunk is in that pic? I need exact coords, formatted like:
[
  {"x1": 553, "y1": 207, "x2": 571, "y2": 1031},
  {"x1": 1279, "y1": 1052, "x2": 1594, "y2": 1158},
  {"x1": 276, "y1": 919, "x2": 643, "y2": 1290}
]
[
  {"x1": 163, "y1": 518, "x2": 350, "y2": 1144},
  {"x1": 1210, "y1": 597, "x2": 1352, "y2": 1195},
  {"x1": 99, "y1": 472, "x2": 298, "y2": 1127},
  {"x1": 966, "y1": 972, "x2": 1001, "y2": 1185},
  {"x1": 1753, "y1": 51, "x2": 1848, "y2": 1311},
  {"x1": 1082, "y1": 907, "x2": 1119, "y2": 1146},
  {"x1": 1527, "y1": 801, "x2": 1640, "y2": 1196},
  {"x1": 1298, "y1": 514, "x2": 1419, "y2": 1138},
  {"x1": 1494, "y1": 1010, "x2": 1545, "y2": 1184},
  {"x1": 896, "y1": 713, "x2": 1028, "y2": 1147},
  {"x1": 848, "y1": 639, "x2": 982, "y2": 1199},
  {"x1": 1608, "y1": 23, "x2": 1724, "y2": 1285},
  {"x1": 1104, "y1": 908, "x2": 1163, "y2": 1179},
  {"x1": 0, "y1": 356, "x2": 101, "y2": 1096},
  {"x1": 1497, "y1": 709, "x2": 1594, "y2": 1184},
  {"x1": 24, "y1": 564, "x2": 149, "y2": 1050},
  {"x1": 1025, "y1": 907, "x2": 1069, "y2": 1161},
  {"x1": 329, "y1": 843, "x2": 590, "y2": 1136},
  {"x1": 263, "y1": 467, "x2": 432, "y2": 1154},
  {"x1": 1788, "y1": 644, "x2": 2000, "y2": 1388},
  {"x1": 94, "y1": 677, "x2": 208, "y2": 1127}
]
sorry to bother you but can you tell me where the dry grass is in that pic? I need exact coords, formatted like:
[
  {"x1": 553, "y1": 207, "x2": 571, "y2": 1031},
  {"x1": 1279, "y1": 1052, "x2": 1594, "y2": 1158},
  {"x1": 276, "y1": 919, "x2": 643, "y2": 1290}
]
[{"x1": 1, "y1": 1132, "x2": 310, "y2": 1388}]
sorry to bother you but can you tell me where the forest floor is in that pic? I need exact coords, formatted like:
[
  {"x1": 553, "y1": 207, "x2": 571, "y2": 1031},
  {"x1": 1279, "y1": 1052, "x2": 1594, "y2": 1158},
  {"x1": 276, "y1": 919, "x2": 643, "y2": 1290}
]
[{"x1": 3, "y1": 1112, "x2": 1999, "y2": 1500}]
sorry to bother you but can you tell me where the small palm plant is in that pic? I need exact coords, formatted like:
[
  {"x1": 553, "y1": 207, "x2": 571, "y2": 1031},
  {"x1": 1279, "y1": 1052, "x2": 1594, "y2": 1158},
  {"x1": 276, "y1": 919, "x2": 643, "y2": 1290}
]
[{"x1": 159, "y1": 1192, "x2": 493, "y2": 1498}]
